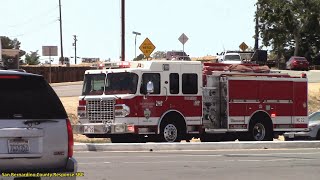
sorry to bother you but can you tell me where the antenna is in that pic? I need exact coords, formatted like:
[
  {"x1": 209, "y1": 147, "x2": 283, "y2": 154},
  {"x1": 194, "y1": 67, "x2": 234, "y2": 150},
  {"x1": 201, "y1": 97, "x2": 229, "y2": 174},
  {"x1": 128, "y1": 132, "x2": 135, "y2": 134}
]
[
  {"x1": 0, "y1": 37, "x2": 2, "y2": 61},
  {"x1": 221, "y1": 42, "x2": 225, "y2": 52}
]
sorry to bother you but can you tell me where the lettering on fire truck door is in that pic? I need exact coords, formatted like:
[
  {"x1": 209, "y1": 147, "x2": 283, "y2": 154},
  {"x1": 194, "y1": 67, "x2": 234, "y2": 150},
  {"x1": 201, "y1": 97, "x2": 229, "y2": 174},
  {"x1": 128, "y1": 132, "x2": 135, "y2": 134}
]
[{"x1": 139, "y1": 73, "x2": 165, "y2": 126}]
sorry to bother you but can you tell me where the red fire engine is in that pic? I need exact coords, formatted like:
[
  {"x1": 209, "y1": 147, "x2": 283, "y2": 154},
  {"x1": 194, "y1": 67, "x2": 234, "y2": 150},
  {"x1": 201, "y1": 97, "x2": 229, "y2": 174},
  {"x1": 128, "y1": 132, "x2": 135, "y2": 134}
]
[{"x1": 72, "y1": 60, "x2": 308, "y2": 143}]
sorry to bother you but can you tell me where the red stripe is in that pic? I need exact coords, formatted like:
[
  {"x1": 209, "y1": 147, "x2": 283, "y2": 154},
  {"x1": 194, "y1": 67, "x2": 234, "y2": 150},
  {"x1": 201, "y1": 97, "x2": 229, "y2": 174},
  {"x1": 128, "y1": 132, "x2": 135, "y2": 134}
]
[
  {"x1": 0, "y1": 75, "x2": 21, "y2": 79},
  {"x1": 273, "y1": 124, "x2": 308, "y2": 128},
  {"x1": 293, "y1": 124, "x2": 308, "y2": 128}
]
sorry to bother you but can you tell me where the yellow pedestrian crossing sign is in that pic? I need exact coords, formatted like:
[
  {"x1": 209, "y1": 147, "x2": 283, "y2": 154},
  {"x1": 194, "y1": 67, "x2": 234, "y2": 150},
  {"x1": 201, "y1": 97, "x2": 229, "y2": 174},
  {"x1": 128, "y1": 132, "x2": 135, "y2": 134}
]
[
  {"x1": 139, "y1": 38, "x2": 156, "y2": 58},
  {"x1": 239, "y1": 42, "x2": 248, "y2": 51}
]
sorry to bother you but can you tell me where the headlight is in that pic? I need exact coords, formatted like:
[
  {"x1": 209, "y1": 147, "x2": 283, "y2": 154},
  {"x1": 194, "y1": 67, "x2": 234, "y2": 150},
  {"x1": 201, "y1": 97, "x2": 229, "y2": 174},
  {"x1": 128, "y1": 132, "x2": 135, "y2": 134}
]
[{"x1": 115, "y1": 104, "x2": 130, "y2": 117}]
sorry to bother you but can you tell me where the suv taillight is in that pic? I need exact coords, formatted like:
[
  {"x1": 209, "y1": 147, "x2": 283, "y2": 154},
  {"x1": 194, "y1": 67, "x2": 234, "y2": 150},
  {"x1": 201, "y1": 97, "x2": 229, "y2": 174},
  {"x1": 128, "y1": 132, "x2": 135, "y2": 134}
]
[{"x1": 66, "y1": 119, "x2": 74, "y2": 158}]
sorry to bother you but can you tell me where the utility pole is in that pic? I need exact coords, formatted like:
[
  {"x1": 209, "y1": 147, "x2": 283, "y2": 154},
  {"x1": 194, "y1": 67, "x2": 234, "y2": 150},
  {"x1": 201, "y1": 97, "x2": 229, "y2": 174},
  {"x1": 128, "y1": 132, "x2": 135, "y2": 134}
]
[
  {"x1": 73, "y1": 35, "x2": 77, "y2": 64},
  {"x1": 121, "y1": 0, "x2": 125, "y2": 61},
  {"x1": 254, "y1": 3, "x2": 259, "y2": 51},
  {"x1": 59, "y1": 0, "x2": 64, "y2": 64}
]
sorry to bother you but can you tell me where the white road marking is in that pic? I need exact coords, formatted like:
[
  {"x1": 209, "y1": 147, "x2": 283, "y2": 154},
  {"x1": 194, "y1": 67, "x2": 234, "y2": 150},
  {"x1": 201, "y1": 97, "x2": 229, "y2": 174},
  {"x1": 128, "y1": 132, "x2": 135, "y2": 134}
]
[
  {"x1": 227, "y1": 152, "x2": 320, "y2": 156},
  {"x1": 123, "y1": 160, "x2": 211, "y2": 164},
  {"x1": 78, "y1": 158, "x2": 317, "y2": 165},
  {"x1": 237, "y1": 159, "x2": 262, "y2": 162},
  {"x1": 78, "y1": 162, "x2": 111, "y2": 165},
  {"x1": 264, "y1": 159, "x2": 294, "y2": 162},
  {"x1": 76, "y1": 154, "x2": 222, "y2": 159}
]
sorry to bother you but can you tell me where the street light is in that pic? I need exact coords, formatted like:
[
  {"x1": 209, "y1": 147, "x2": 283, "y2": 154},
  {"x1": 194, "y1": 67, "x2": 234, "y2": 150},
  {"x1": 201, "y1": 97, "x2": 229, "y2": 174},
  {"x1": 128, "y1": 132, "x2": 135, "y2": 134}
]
[{"x1": 132, "y1": 31, "x2": 141, "y2": 59}]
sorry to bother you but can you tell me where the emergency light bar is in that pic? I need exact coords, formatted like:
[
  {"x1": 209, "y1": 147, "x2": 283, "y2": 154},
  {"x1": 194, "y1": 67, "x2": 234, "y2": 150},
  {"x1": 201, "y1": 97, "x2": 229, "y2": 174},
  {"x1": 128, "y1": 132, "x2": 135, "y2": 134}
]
[{"x1": 98, "y1": 61, "x2": 131, "y2": 69}]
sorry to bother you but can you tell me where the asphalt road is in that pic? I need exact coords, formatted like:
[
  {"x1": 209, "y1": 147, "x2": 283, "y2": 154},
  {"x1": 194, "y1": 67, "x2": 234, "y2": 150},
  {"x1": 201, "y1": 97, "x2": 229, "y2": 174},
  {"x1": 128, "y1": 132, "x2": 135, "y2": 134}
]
[
  {"x1": 75, "y1": 149, "x2": 320, "y2": 180},
  {"x1": 52, "y1": 84, "x2": 82, "y2": 97},
  {"x1": 277, "y1": 70, "x2": 320, "y2": 83}
]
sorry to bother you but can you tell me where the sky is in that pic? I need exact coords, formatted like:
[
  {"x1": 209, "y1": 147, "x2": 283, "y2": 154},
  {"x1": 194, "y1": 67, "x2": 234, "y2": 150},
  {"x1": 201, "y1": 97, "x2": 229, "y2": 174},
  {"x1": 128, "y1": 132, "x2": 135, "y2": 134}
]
[{"x1": 0, "y1": 0, "x2": 257, "y2": 64}]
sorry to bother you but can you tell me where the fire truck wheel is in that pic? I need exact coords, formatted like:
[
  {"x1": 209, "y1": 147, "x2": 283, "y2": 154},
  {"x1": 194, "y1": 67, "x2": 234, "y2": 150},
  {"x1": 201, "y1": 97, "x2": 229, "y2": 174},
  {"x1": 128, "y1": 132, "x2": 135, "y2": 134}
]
[
  {"x1": 160, "y1": 122, "x2": 182, "y2": 142},
  {"x1": 316, "y1": 130, "x2": 320, "y2": 140},
  {"x1": 249, "y1": 120, "x2": 273, "y2": 141}
]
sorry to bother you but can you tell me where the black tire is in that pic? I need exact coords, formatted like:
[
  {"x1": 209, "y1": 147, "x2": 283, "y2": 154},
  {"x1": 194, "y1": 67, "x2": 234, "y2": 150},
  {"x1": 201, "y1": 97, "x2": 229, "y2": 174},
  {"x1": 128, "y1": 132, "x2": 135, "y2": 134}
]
[
  {"x1": 248, "y1": 120, "x2": 273, "y2": 141},
  {"x1": 316, "y1": 130, "x2": 320, "y2": 140},
  {"x1": 159, "y1": 120, "x2": 183, "y2": 142}
]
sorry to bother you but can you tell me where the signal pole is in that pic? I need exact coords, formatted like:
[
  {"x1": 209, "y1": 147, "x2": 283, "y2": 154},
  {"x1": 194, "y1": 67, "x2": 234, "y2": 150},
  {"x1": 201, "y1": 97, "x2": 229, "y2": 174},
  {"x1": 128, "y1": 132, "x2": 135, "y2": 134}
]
[{"x1": 73, "y1": 35, "x2": 78, "y2": 64}]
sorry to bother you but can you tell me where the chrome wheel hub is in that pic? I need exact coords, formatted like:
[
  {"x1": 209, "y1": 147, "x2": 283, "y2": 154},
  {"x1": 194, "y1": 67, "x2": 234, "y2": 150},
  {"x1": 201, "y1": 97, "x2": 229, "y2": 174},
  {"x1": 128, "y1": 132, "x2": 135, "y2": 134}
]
[
  {"x1": 253, "y1": 123, "x2": 266, "y2": 141},
  {"x1": 163, "y1": 124, "x2": 178, "y2": 142}
]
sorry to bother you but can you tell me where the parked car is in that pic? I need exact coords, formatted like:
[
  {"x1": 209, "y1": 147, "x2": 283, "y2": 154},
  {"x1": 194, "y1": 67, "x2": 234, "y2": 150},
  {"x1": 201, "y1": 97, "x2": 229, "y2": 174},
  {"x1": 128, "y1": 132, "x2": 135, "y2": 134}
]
[
  {"x1": 0, "y1": 70, "x2": 77, "y2": 179},
  {"x1": 286, "y1": 56, "x2": 309, "y2": 71},
  {"x1": 217, "y1": 52, "x2": 242, "y2": 64},
  {"x1": 266, "y1": 60, "x2": 276, "y2": 68},
  {"x1": 166, "y1": 50, "x2": 191, "y2": 61},
  {"x1": 283, "y1": 111, "x2": 320, "y2": 140}
]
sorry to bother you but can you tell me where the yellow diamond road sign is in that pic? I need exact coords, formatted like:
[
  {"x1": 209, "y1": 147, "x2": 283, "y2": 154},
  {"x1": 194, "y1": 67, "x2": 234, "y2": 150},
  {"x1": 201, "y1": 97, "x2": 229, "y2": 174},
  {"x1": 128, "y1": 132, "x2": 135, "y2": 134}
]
[
  {"x1": 139, "y1": 38, "x2": 156, "y2": 58},
  {"x1": 239, "y1": 42, "x2": 248, "y2": 51}
]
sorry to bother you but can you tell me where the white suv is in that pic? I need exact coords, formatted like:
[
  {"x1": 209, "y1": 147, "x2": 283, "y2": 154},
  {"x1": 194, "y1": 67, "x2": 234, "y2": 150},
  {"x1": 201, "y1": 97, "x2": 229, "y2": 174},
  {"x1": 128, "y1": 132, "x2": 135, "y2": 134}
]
[
  {"x1": 0, "y1": 70, "x2": 77, "y2": 180},
  {"x1": 219, "y1": 52, "x2": 242, "y2": 64}
]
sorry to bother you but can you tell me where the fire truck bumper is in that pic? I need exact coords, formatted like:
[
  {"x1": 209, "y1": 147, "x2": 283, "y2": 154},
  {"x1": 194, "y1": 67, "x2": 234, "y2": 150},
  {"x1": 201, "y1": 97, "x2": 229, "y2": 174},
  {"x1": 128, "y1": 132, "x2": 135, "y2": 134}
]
[{"x1": 72, "y1": 123, "x2": 135, "y2": 135}]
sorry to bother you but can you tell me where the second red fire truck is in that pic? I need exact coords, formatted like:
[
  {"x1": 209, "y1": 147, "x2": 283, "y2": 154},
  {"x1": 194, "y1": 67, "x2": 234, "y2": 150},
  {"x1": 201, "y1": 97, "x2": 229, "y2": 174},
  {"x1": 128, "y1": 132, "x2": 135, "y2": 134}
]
[{"x1": 73, "y1": 60, "x2": 308, "y2": 143}]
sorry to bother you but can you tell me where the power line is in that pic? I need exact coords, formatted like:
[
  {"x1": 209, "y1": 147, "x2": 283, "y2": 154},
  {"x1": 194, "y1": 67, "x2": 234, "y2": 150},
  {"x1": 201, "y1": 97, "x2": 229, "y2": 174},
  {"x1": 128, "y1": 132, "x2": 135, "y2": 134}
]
[
  {"x1": 8, "y1": 19, "x2": 58, "y2": 38},
  {"x1": 6, "y1": 6, "x2": 59, "y2": 29}
]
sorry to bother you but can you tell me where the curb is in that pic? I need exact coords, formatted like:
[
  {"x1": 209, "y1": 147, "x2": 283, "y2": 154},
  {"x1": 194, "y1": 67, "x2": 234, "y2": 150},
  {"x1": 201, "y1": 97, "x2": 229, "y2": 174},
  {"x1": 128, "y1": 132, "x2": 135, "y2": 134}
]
[{"x1": 74, "y1": 141, "x2": 320, "y2": 152}]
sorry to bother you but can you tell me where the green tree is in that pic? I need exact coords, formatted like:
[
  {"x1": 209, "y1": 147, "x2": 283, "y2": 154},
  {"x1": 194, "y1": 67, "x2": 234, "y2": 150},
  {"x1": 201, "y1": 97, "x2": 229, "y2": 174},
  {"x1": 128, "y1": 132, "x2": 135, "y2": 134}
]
[
  {"x1": 133, "y1": 54, "x2": 145, "y2": 61},
  {"x1": 0, "y1": 36, "x2": 26, "y2": 68},
  {"x1": 256, "y1": 0, "x2": 320, "y2": 65},
  {"x1": 257, "y1": 0, "x2": 289, "y2": 63},
  {"x1": 25, "y1": 51, "x2": 40, "y2": 65},
  {"x1": 152, "y1": 51, "x2": 166, "y2": 59}
]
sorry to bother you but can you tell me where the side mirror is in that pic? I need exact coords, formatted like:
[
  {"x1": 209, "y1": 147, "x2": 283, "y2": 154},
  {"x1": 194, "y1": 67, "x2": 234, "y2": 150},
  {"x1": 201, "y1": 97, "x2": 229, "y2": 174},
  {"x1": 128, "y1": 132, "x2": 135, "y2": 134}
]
[{"x1": 146, "y1": 81, "x2": 154, "y2": 94}]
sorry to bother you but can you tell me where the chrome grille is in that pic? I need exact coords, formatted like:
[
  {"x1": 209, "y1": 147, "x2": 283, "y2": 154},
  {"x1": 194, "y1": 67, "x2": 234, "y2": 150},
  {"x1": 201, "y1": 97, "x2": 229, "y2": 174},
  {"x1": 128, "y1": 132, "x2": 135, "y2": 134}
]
[{"x1": 87, "y1": 99, "x2": 115, "y2": 123}]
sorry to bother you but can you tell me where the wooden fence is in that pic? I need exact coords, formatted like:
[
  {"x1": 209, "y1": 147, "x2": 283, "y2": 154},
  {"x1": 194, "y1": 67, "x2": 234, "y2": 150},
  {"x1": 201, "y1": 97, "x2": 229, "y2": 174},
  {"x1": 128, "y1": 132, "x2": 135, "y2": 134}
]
[{"x1": 20, "y1": 66, "x2": 92, "y2": 83}]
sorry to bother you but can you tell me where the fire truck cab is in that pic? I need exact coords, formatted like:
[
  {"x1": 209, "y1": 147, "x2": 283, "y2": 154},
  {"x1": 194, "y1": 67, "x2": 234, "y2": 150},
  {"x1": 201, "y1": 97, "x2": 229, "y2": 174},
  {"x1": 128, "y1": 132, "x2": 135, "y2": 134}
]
[{"x1": 73, "y1": 60, "x2": 309, "y2": 143}]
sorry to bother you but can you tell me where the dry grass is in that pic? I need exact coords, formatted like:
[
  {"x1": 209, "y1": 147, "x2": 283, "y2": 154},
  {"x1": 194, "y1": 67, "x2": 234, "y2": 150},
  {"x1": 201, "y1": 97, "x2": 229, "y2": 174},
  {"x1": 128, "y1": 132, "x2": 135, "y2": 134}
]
[
  {"x1": 60, "y1": 83, "x2": 320, "y2": 143},
  {"x1": 308, "y1": 83, "x2": 320, "y2": 113}
]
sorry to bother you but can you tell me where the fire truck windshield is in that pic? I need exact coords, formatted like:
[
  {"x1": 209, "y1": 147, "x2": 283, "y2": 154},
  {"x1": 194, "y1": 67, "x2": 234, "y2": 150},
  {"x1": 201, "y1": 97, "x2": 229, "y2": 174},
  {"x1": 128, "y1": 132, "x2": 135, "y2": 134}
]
[{"x1": 82, "y1": 72, "x2": 138, "y2": 95}]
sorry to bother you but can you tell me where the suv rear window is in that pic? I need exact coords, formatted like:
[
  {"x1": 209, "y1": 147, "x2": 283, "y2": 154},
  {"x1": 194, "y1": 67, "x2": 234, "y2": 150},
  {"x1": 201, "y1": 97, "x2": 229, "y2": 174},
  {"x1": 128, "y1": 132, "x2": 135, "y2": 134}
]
[{"x1": 0, "y1": 75, "x2": 67, "y2": 119}]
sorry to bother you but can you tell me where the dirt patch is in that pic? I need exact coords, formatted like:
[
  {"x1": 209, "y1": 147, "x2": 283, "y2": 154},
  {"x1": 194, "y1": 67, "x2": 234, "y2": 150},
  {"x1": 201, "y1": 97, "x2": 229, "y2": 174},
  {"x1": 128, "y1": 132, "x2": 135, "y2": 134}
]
[
  {"x1": 60, "y1": 96, "x2": 79, "y2": 124},
  {"x1": 60, "y1": 83, "x2": 320, "y2": 143},
  {"x1": 308, "y1": 83, "x2": 320, "y2": 113}
]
